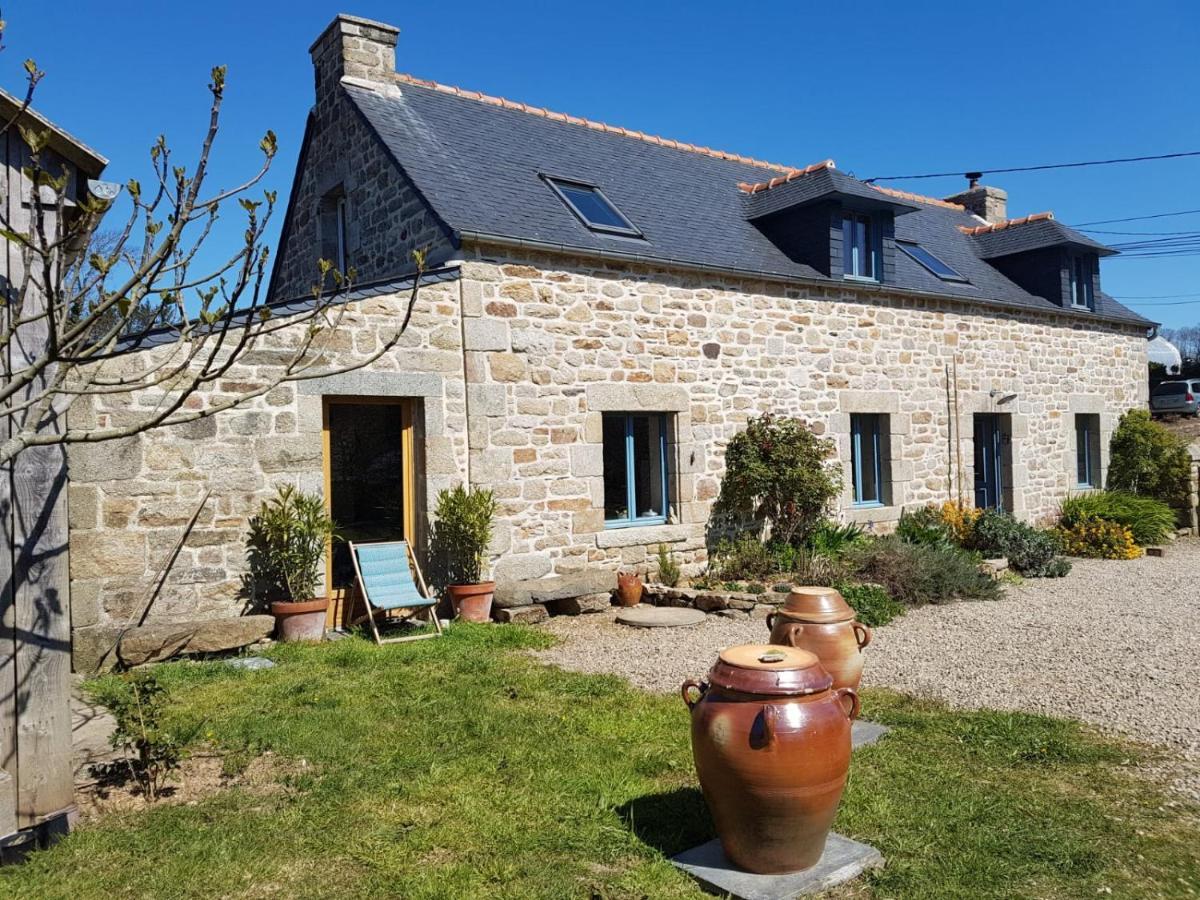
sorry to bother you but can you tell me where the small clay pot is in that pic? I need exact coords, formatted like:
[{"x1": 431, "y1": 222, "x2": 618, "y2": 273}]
[
  {"x1": 765, "y1": 587, "x2": 871, "y2": 691},
  {"x1": 448, "y1": 582, "x2": 495, "y2": 622},
  {"x1": 616, "y1": 572, "x2": 643, "y2": 607},
  {"x1": 682, "y1": 644, "x2": 858, "y2": 874},
  {"x1": 271, "y1": 597, "x2": 329, "y2": 642}
]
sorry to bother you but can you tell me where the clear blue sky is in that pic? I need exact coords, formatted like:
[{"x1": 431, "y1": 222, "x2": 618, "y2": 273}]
[{"x1": 9, "y1": 1, "x2": 1200, "y2": 326}]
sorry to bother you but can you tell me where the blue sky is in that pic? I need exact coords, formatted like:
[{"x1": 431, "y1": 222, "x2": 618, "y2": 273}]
[{"x1": 8, "y1": 1, "x2": 1200, "y2": 326}]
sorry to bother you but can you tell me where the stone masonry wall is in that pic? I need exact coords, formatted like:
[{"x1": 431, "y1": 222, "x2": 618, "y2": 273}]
[
  {"x1": 457, "y1": 245, "x2": 1148, "y2": 582},
  {"x1": 268, "y1": 79, "x2": 453, "y2": 303},
  {"x1": 65, "y1": 277, "x2": 468, "y2": 668}
]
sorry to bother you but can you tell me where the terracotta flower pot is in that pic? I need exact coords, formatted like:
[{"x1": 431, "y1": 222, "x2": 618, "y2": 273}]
[
  {"x1": 448, "y1": 582, "x2": 495, "y2": 622},
  {"x1": 616, "y1": 572, "x2": 643, "y2": 607},
  {"x1": 682, "y1": 644, "x2": 859, "y2": 874},
  {"x1": 766, "y1": 586, "x2": 872, "y2": 691},
  {"x1": 270, "y1": 597, "x2": 329, "y2": 642}
]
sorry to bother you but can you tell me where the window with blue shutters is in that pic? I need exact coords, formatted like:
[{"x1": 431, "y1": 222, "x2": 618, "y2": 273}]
[
  {"x1": 602, "y1": 412, "x2": 669, "y2": 527},
  {"x1": 851, "y1": 413, "x2": 889, "y2": 507},
  {"x1": 1075, "y1": 414, "x2": 1101, "y2": 487}
]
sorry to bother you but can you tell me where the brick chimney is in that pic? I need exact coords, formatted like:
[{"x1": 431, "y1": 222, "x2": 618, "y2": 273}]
[
  {"x1": 310, "y1": 14, "x2": 399, "y2": 103},
  {"x1": 944, "y1": 172, "x2": 1008, "y2": 224}
]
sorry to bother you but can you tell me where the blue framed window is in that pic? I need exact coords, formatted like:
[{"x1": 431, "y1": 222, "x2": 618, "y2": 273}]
[
  {"x1": 842, "y1": 211, "x2": 879, "y2": 281},
  {"x1": 1070, "y1": 255, "x2": 1095, "y2": 309},
  {"x1": 851, "y1": 413, "x2": 888, "y2": 507},
  {"x1": 602, "y1": 413, "x2": 669, "y2": 527},
  {"x1": 1075, "y1": 414, "x2": 1101, "y2": 488}
]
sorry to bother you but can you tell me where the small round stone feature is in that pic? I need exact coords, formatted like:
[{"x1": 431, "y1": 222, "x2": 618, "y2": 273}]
[{"x1": 615, "y1": 606, "x2": 707, "y2": 628}]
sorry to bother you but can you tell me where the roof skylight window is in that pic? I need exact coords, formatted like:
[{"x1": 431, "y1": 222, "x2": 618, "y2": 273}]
[
  {"x1": 544, "y1": 177, "x2": 641, "y2": 237},
  {"x1": 898, "y1": 241, "x2": 967, "y2": 282}
]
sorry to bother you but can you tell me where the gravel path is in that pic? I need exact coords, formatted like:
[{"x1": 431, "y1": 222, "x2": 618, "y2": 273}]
[{"x1": 533, "y1": 542, "x2": 1200, "y2": 796}]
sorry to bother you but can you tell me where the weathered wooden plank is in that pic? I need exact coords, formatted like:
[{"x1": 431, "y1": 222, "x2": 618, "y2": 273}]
[
  {"x1": 11, "y1": 440, "x2": 73, "y2": 824},
  {"x1": 0, "y1": 125, "x2": 21, "y2": 828}
]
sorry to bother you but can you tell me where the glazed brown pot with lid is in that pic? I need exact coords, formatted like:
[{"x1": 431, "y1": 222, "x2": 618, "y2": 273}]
[
  {"x1": 682, "y1": 644, "x2": 859, "y2": 874},
  {"x1": 766, "y1": 586, "x2": 872, "y2": 692}
]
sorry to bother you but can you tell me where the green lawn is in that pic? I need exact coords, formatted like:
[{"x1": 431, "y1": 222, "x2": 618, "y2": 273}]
[{"x1": 4, "y1": 626, "x2": 1198, "y2": 899}]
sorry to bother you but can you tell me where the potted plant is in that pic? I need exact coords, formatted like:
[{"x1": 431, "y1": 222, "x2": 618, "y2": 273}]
[
  {"x1": 247, "y1": 484, "x2": 336, "y2": 642},
  {"x1": 432, "y1": 485, "x2": 498, "y2": 623}
]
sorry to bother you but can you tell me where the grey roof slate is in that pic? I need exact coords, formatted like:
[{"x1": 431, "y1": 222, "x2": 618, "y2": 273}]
[
  {"x1": 968, "y1": 217, "x2": 1117, "y2": 259},
  {"x1": 741, "y1": 167, "x2": 919, "y2": 220},
  {"x1": 345, "y1": 80, "x2": 1152, "y2": 328}
]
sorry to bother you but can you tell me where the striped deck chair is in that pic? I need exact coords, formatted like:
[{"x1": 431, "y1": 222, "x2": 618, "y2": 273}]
[{"x1": 349, "y1": 540, "x2": 443, "y2": 644}]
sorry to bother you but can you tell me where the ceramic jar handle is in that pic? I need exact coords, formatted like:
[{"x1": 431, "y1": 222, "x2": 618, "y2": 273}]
[
  {"x1": 681, "y1": 679, "x2": 707, "y2": 710},
  {"x1": 853, "y1": 622, "x2": 872, "y2": 650},
  {"x1": 835, "y1": 687, "x2": 861, "y2": 721},
  {"x1": 766, "y1": 611, "x2": 776, "y2": 630},
  {"x1": 760, "y1": 704, "x2": 778, "y2": 749}
]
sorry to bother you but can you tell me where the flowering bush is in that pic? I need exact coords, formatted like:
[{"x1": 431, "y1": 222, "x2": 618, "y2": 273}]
[
  {"x1": 940, "y1": 501, "x2": 981, "y2": 545},
  {"x1": 1055, "y1": 517, "x2": 1142, "y2": 560}
]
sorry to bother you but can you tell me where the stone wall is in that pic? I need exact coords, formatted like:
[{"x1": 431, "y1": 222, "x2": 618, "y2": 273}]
[
  {"x1": 65, "y1": 277, "x2": 468, "y2": 669},
  {"x1": 456, "y1": 244, "x2": 1148, "y2": 581},
  {"x1": 65, "y1": 240, "x2": 1149, "y2": 665},
  {"x1": 267, "y1": 71, "x2": 453, "y2": 303}
]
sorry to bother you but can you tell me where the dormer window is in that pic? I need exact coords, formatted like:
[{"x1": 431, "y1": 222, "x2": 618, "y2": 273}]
[
  {"x1": 842, "y1": 211, "x2": 879, "y2": 281},
  {"x1": 1070, "y1": 255, "x2": 1095, "y2": 309},
  {"x1": 544, "y1": 176, "x2": 641, "y2": 237}
]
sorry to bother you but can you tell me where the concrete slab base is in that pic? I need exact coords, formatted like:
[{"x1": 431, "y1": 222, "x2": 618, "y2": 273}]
[
  {"x1": 671, "y1": 833, "x2": 883, "y2": 899},
  {"x1": 852, "y1": 720, "x2": 889, "y2": 749},
  {"x1": 615, "y1": 606, "x2": 707, "y2": 628}
]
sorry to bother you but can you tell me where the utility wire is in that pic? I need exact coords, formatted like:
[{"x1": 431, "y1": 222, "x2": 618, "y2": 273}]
[
  {"x1": 1114, "y1": 292, "x2": 1200, "y2": 299},
  {"x1": 862, "y1": 151, "x2": 1200, "y2": 183},
  {"x1": 1072, "y1": 208, "x2": 1200, "y2": 227}
]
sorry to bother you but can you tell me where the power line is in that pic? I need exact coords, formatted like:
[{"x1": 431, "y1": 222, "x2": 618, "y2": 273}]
[
  {"x1": 1081, "y1": 228, "x2": 1200, "y2": 236},
  {"x1": 862, "y1": 151, "x2": 1200, "y2": 183},
  {"x1": 1121, "y1": 298, "x2": 1200, "y2": 306},
  {"x1": 1114, "y1": 292, "x2": 1200, "y2": 299},
  {"x1": 1072, "y1": 208, "x2": 1200, "y2": 227}
]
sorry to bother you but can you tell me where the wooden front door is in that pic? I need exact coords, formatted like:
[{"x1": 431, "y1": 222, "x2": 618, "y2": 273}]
[{"x1": 322, "y1": 397, "x2": 416, "y2": 628}]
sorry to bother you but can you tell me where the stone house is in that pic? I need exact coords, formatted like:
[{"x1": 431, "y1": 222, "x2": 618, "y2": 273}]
[{"x1": 66, "y1": 14, "x2": 1152, "y2": 663}]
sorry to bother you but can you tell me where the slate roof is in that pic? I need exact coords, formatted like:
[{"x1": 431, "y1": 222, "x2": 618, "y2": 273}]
[
  {"x1": 964, "y1": 215, "x2": 1118, "y2": 259},
  {"x1": 343, "y1": 77, "x2": 1152, "y2": 328}
]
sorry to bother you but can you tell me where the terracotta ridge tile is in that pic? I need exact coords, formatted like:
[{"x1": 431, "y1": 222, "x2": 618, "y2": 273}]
[
  {"x1": 957, "y1": 211, "x2": 1055, "y2": 236},
  {"x1": 872, "y1": 186, "x2": 966, "y2": 211},
  {"x1": 735, "y1": 159, "x2": 837, "y2": 194},
  {"x1": 390, "y1": 72, "x2": 801, "y2": 174}
]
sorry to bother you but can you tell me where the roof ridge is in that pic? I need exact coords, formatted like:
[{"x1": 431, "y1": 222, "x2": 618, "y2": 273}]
[
  {"x1": 958, "y1": 211, "x2": 1055, "y2": 236},
  {"x1": 872, "y1": 185, "x2": 965, "y2": 211},
  {"x1": 736, "y1": 160, "x2": 837, "y2": 194},
  {"x1": 390, "y1": 72, "x2": 802, "y2": 175}
]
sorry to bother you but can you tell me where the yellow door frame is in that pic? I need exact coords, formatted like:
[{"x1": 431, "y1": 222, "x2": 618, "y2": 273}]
[{"x1": 321, "y1": 396, "x2": 416, "y2": 628}]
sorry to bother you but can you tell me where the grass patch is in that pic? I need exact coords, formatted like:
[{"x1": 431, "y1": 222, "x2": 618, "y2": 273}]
[{"x1": 6, "y1": 625, "x2": 1198, "y2": 898}]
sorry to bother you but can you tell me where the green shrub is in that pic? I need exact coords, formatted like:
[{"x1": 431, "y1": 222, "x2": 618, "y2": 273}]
[
  {"x1": 715, "y1": 413, "x2": 843, "y2": 546},
  {"x1": 837, "y1": 582, "x2": 905, "y2": 627},
  {"x1": 88, "y1": 670, "x2": 184, "y2": 800},
  {"x1": 746, "y1": 582, "x2": 766, "y2": 595},
  {"x1": 432, "y1": 485, "x2": 498, "y2": 585},
  {"x1": 806, "y1": 520, "x2": 868, "y2": 559},
  {"x1": 896, "y1": 505, "x2": 955, "y2": 548},
  {"x1": 1106, "y1": 409, "x2": 1191, "y2": 508},
  {"x1": 711, "y1": 534, "x2": 776, "y2": 580},
  {"x1": 965, "y1": 509, "x2": 1070, "y2": 578},
  {"x1": 655, "y1": 544, "x2": 681, "y2": 587},
  {"x1": 246, "y1": 484, "x2": 337, "y2": 602},
  {"x1": 1059, "y1": 490, "x2": 1176, "y2": 545},
  {"x1": 848, "y1": 536, "x2": 1000, "y2": 606}
]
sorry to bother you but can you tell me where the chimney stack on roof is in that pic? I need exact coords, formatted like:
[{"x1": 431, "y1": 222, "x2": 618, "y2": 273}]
[
  {"x1": 944, "y1": 172, "x2": 1007, "y2": 224},
  {"x1": 310, "y1": 14, "x2": 399, "y2": 104}
]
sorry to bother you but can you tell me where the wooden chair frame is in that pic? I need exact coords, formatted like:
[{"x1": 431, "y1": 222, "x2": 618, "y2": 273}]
[{"x1": 349, "y1": 540, "x2": 443, "y2": 645}]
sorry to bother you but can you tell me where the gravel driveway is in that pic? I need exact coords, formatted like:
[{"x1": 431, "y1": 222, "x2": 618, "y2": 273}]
[{"x1": 533, "y1": 541, "x2": 1200, "y2": 795}]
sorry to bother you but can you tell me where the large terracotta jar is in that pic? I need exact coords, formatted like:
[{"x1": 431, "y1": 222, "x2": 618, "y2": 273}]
[
  {"x1": 766, "y1": 586, "x2": 871, "y2": 691},
  {"x1": 681, "y1": 644, "x2": 859, "y2": 874}
]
